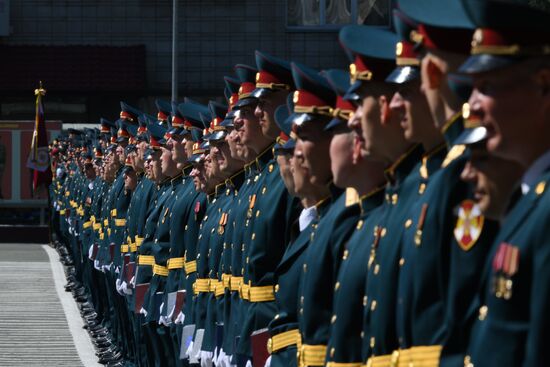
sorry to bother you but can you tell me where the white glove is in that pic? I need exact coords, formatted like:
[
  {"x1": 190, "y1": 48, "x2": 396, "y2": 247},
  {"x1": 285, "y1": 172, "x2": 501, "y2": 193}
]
[
  {"x1": 186, "y1": 341, "x2": 195, "y2": 360},
  {"x1": 94, "y1": 260, "x2": 101, "y2": 270},
  {"x1": 116, "y1": 279, "x2": 124, "y2": 295},
  {"x1": 264, "y1": 355, "x2": 271, "y2": 367},
  {"x1": 245, "y1": 359, "x2": 253, "y2": 367},
  {"x1": 174, "y1": 311, "x2": 185, "y2": 324},
  {"x1": 115, "y1": 266, "x2": 120, "y2": 274},
  {"x1": 102, "y1": 264, "x2": 111, "y2": 272},
  {"x1": 122, "y1": 281, "x2": 133, "y2": 295},
  {"x1": 200, "y1": 351, "x2": 213, "y2": 367},
  {"x1": 88, "y1": 246, "x2": 94, "y2": 259},
  {"x1": 140, "y1": 307, "x2": 147, "y2": 317},
  {"x1": 130, "y1": 276, "x2": 136, "y2": 287}
]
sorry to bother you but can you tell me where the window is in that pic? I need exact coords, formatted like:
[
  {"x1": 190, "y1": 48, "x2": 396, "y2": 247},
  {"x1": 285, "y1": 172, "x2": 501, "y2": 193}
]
[{"x1": 286, "y1": 0, "x2": 391, "y2": 30}]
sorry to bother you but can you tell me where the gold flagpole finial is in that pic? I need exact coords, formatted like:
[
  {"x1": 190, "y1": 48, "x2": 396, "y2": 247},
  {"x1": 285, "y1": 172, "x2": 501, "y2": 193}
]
[{"x1": 35, "y1": 81, "x2": 46, "y2": 96}]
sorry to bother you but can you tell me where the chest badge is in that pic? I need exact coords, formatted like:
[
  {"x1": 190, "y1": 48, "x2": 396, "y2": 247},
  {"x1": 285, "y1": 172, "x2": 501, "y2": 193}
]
[
  {"x1": 492, "y1": 242, "x2": 520, "y2": 299},
  {"x1": 454, "y1": 200, "x2": 484, "y2": 251}
]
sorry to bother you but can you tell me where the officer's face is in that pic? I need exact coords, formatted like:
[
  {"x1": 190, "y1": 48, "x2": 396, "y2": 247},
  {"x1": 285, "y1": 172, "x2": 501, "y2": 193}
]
[
  {"x1": 236, "y1": 104, "x2": 268, "y2": 154},
  {"x1": 277, "y1": 152, "x2": 296, "y2": 197},
  {"x1": 329, "y1": 130, "x2": 355, "y2": 189},
  {"x1": 168, "y1": 135, "x2": 188, "y2": 166},
  {"x1": 292, "y1": 140, "x2": 313, "y2": 199},
  {"x1": 295, "y1": 122, "x2": 333, "y2": 185},
  {"x1": 150, "y1": 150, "x2": 163, "y2": 182},
  {"x1": 468, "y1": 61, "x2": 550, "y2": 166},
  {"x1": 83, "y1": 164, "x2": 95, "y2": 180},
  {"x1": 460, "y1": 143, "x2": 523, "y2": 220},
  {"x1": 160, "y1": 146, "x2": 178, "y2": 177},
  {"x1": 225, "y1": 128, "x2": 242, "y2": 161},
  {"x1": 212, "y1": 139, "x2": 241, "y2": 175},
  {"x1": 390, "y1": 80, "x2": 436, "y2": 144},
  {"x1": 144, "y1": 158, "x2": 152, "y2": 179},
  {"x1": 124, "y1": 170, "x2": 137, "y2": 191},
  {"x1": 255, "y1": 91, "x2": 287, "y2": 140},
  {"x1": 358, "y1": 96, "x2": 382, "y2": 157}
]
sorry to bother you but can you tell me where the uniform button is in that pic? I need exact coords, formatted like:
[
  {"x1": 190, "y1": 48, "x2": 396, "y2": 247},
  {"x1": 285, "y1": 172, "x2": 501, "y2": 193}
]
[
  {"x1": 185, "y1": 225, "x2": 188, "y2": 230},
  {"x1": 275, "y1": 284, "x2": 280, "y2": 293},
  {"x1": 404, "y1": 219, "x2": 412, "y2": 228},
  {"x1": 363, "y1": 296, "x2": 368, "y2": 306},
  {"x1": 241, "y1": 244, "x2": 245, "y2": 251},
  {"x1": 371, "y1": 300, "x2": 377, "y2": 311},
  {"x1": 334, "y1": 282, "x2": 340, "y2": 291},
  {"x1": 370, "y1": 337, "x2": 375, "y2": 348},
  {"x1": 373, "y1": 264, "x2": 380, "y2": 275},
  {"x1": 360, "y1": 331, "x2": 364, "y2": 339},
  {"x1": 274, "y1": 314, "x2": 280, "y2": 320},
  {"x1": 299, "y1": 308, "x2": 303, "y2": 315},
  {"x1": 356, "y1": 220, "x2": 364, "y2": 229},
  {"x1": 330, "y1": 348, "x2": 335, "y2": 358},
  {"x1": 392, "y1": 193, "x2": 398, "y2": 205},
  {"x1": 246, "y1": 257, "x2": 249, "y2": 264},
  {"x1": 303, "y1": 264, "x2": 307, "y2": 273},
  {"x1": 300, "y1": 296, "x2": 304, "y2": 305},
  {"x1": 399, "y1": 258, "x2": 405, "y2": 267},
  {"x1": 251, "y1": 233, "x2": 256, "y2": 240},
  {"x1": 478, "y1": 305, "x2": 488, "y2": 321},
  {"x1": 342, "y1": 250, "x2": 349, "y2": 260},
  {"x1": 380, "y1": 228, "x2": 387, "y2": 237},
  {"x1": 256, "y1": 210, "x2": 261, "y2": 217},
  {"x1": 331, "y1": 315, "x2": 337, "y2": 324}
]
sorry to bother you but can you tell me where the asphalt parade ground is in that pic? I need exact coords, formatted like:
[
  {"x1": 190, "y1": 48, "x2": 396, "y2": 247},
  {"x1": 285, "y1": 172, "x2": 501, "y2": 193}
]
[{"x1": 0, "y1": 243, "x2": 101, "y2": 367}]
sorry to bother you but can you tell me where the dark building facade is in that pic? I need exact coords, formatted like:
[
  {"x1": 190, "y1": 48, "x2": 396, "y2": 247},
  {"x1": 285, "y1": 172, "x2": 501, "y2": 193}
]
[{"x1": 0, "y1": 0, "x2": 391, "y2": 123}]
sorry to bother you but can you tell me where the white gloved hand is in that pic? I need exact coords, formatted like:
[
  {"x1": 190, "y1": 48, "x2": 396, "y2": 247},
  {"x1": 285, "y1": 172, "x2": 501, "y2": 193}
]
[
  {"x1": 140, "y1": 307, "x2": 147, "y2": 317},
  {"x1": 122, "y1": 281, "x2": 133, "y2": 295},
  {"x1": 174, "y1": 311, "x2": 185, "y2": 324},
  {"x1": 200, "y1": 351, "x2": 213, "y2": 367},
  {"x1": 264, "y1": 355, "x2": 271, "y2": 367},
  {"x1": 94, "y1": 260, "x2": 101, "y2": 270},
  {"x1": 213, "y1": 347, "x2": 219, "y2": 365},
  {"x1": 88, "y1": 245, "x2": 94, "y2": 259},
  {"x1": 130, "y1": 276, "x2": 136, "y2": 287},
  {"x1": 245, "y1": 359, "x2": 253, "y2": 367},
  {"x1": 186, "y1": 341, "x2": 195, "y2": 360},
  {"x1": 115, "y1": 279, "x2": 124, "y2": 295},
  {"x1": 115, "y1": 266, "x2": 120, "y2": 274}
]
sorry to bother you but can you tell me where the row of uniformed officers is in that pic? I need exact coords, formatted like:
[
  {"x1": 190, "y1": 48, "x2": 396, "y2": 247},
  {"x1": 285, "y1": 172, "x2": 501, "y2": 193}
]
[{"x1": 49, "y1": 0, "x2": 550, "y2": 366}]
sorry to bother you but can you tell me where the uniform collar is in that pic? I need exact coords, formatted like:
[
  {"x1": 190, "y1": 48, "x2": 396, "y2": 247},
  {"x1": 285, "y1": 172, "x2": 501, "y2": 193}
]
[
  {"x1": 384, "y1": 143, "x2": 424, "y2": 185},
  {"x1": 359, "y1": 185, "x2": 385, "y2": 215},
  {"x1": 441, "y1": 111, "x2": 465, "y2": 147},
  {"x1": 182, "y1": 164, "x2": 193, "y2": 176},
  {"x1": 214, "y1": 181, "x2": 227, "y2": 197},
  {"x1": 254, "y1": 143, "x2": 275, "y2": 173},
  {"x1": 225, "y1": 168, "x2": 246, "y2": 192},
  {"x1": 521, "y1": 149, "x2": 550, "y2": 194},
  {"x1": 170, "y1": 172, "x2": 184, "y2": 188},
  {"x1": 419, "y1": 142, "x2": 447, "y2": 180}
]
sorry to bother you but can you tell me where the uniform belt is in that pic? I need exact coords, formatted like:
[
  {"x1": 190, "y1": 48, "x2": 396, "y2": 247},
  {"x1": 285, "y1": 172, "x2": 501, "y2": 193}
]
[
  {"x1": 365, "y1": 346, "x2": 442, "y2": 367},
  {"x1": 153, "y1": 264, "x2": 169, "y2": 277},
  {"x1": 230, "y1": 276, "x2": 243, "y2": 292},
  {"x1": 239, "y1": 282, "x2": 250, "y2": 300},
  {"x1": 120, "y1": 245, "x2": 129, "y2": 253},
  {"x1": 167, "y1": 257, "x2": 185, "y2": 270},
  {"x1": 93, "y1": 223, "x2": 101, "y2": 231},
  {"x1": 213, "y1": 280, "x2": 225, "y2": 296},
  {"x1": 248, "y1": 285, "x2": 275, "y2": 302},
  {"x1": 184, "y1": 260, "x2": 197, "y2": 274},
  {"x1": 194, "y1": 278, "x2": 211, "y2": 294},
  {"x1": 135, "y1": 236, "x2": 144, "y2": 247},
  {"x1": 130, "y1": 244, "x2": 138, "y2": 252},
  {"x1": 298, "y1": 344, "x2": 327, "y2": 367},
  {"x1": 268, "y1": 329, "x2": 300, "y2": 354},
  {"x1": 222, "y1": 274, "x2": 231, "y2": 289},
  {"x1": 138, "y1": 255, "x2": 155, "y2": 266},
  {"x1": 83, "y1": 221, "x2": 92, "y2": 229},
  {"x1": 114, "y1": 219, "x2": 126, "y2": 227}
]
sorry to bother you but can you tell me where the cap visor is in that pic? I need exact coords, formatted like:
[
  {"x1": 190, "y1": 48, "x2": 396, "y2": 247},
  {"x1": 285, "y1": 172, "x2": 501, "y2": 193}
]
[
  {"x1": 324, "y1": 118, "x2": 348, "y2": 132},
  {"x1": 250, "y1": 88, "x2": 272, "y2": 99},
  {"x1": 233, "y1": 97, "x2": 258, "y2": 110},
  {"x1": 385, "y1": 66, "x2": 420, "y2": 84},
  {"x1": 458, "y1": 54, "x2": 520, "y2": 75},
  {"x1": 453, "y1": 126, "x2": 488, "y2": 146},
  {"x1": 343, "y1": 81, "x2": 363, "y2": 102}
]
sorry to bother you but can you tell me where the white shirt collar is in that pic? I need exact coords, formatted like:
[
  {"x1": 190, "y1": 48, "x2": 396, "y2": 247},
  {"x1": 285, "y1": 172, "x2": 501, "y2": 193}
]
[
  {"x1": 521, "y1": 149, "x2": 550, "y2": 194},
  {"x1": 299, "y1": 206, "x2": 317, "y2": 232}
]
